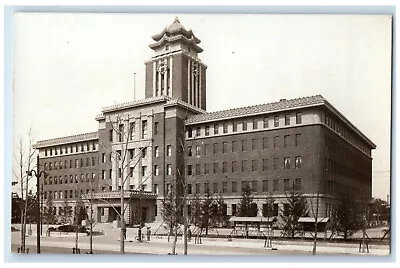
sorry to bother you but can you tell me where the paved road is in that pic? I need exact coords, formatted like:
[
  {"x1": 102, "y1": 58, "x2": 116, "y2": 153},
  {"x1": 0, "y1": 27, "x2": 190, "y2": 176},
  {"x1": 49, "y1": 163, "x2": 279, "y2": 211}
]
[{"x1": 10, "y1": 224, "x2": 390, "y2": 256}]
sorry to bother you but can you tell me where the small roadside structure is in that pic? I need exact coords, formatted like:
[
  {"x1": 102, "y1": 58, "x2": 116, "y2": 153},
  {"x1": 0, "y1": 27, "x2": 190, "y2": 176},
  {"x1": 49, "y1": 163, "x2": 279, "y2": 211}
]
[
  {"x1": 229, "y1": 216, "x2": 277, "y2": 238},
  {"x1": 298, "y1": 217, "x2": 330, "y2": 238}
]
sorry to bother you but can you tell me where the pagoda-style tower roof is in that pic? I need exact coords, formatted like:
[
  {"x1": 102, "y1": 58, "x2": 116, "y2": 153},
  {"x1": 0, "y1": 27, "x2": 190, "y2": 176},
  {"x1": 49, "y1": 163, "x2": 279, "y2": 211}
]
[{"x1": 149, "y1": 17, "x2": 203, "y2": 53}]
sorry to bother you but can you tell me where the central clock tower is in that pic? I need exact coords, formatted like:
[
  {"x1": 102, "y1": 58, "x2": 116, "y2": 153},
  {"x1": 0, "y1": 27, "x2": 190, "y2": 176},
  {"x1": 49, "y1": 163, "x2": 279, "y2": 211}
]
[{"x1": 144, "y1": 17, "x2": 207, "y2": 110}]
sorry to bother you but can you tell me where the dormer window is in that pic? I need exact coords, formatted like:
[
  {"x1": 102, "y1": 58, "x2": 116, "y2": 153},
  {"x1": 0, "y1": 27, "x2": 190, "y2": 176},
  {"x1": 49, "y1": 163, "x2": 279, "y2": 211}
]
[{"x1": 165, "y1": 45, "x2": 169, "y2": 51}]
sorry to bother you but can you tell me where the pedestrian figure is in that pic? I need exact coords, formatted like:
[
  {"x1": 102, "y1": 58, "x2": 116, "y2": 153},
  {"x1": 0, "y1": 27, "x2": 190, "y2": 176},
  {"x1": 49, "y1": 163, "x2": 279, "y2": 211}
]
[
  {"x1": 147, "y1": 227, "x2": 151, "y2": 241},
  {"x1": 187, "y1": 226, "x2": 192, "y2": 242}
]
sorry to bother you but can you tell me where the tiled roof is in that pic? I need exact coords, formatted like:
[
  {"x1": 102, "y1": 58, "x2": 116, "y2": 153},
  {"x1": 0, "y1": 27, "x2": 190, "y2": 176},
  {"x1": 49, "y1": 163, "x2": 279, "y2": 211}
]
[
  {"x1": 186, "y1": 95, "x2": 325, "y2": 124},
  {"x1": 151, "y1": 17, "x2": 201, "y2": 44},
  {"x1": 165, "y1": 99, "x2": 206, "y2": 114},
  {"x1": 101, "y1": 96, "x2": 170, "y2": 114},
  {"x1": 149, "y1": 34, "x2": 203, "y2": 53},
  {"x1": 34, "y1": 132, "x2": 99, "y2": 148}
]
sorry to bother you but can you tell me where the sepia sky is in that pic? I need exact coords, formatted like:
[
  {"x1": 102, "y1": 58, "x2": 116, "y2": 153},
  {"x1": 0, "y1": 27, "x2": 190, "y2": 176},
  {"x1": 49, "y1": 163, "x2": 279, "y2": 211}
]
[{"x1": 12, "y1": 13, "x2": 392, "y2": 200}]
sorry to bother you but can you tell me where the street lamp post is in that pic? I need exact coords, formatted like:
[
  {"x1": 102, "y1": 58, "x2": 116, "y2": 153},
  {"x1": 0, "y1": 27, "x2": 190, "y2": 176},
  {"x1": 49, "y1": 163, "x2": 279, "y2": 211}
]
[{"x1": 26, "y1": 155, "x2": 48, "y2": 254}]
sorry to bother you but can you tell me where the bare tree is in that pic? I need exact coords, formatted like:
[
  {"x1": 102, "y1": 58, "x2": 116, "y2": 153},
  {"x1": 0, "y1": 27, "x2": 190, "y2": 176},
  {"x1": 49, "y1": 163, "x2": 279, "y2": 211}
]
[
  {"x1": 308, "y1": 193, "x2": 320, "y2": 255},
  {"x1": 13, "y1": 130, "x2": 36, "y2": 253},
  {"x1": 263, "y1": 193, "x2": 275, "y2": 248},
  {"x1": 97, "y1": 113, "x2": 152, "y2": 253}
]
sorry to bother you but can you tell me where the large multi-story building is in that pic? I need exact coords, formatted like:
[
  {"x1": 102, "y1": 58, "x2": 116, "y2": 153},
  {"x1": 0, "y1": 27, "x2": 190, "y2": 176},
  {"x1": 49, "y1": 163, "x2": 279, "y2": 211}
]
[{"x1": 34, "y1": 18, "x2": 376, "y2": 226}]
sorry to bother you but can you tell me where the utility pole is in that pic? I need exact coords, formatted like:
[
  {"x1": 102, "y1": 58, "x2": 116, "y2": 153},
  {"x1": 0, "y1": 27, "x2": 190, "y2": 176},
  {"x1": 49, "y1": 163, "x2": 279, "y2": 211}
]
[
  {"x1": 312, "y1": 193, "x2": 320, "y2": 255},
  {"x1": 36, "y1": 155, "x2": 40, "y2": 254},
  {"x1": 26, "y1": 155, "x2": 47, "y2": 254},
  {"x1": 183, "y1": 188, "x2": 188, "y2": 255}
]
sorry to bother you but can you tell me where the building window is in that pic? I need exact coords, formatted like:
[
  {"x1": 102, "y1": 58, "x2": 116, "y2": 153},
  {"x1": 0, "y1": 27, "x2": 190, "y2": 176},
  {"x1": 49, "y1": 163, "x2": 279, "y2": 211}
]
[
  {"x1": 223, "y1": 123, "x2": 228, "y2": 134},
  {"x1": 284, "y1": 179, "x2": 291, "y2": 191},
  {"x1": 251, "y1": 138, "x2": 257, "y2": 151},
  {"x1": 154, "y1": 165, "x2": 159, "y2": 176},
  {"x1": 141, "y1": 120, "x2": 148, "y2": 139},
  {"x1": 154, "y1": 146, "x2": 159, "y2": 157},
  {"x1": 102, "y1": 153, "x2": 106, "y2": 163},
  {"x1": 242, "y1": 120, "x2": 247, "y2": 131},
  {"x1": 241, "y1": 181, "x2": 249, "y2": 192},
  {"x1": 214, "y1": 124, "x2": 219, "y2": 135},
  {"x1": 195, "y1": 183, "x2": 200, "y2": 194},
  {"x1": 166, "y1": 164, "x2": 172, "y2": 176},
  {"x1": 263, "y1": 180, "x2": 268, "y2": 192},
  {"x1": 295, "y1": 156, "x2": 302, "y2": 169},
  {"x1": 263, "y1": 159, "x2": 268, "y2": 171},
  {"x1": 213, "y1": 143, "x2": 218, "y2": 154},
  {"x1": 252, "y1": 180, "x2": 257, "y2": 192},
  {"x1": 253, "y1": 118, "x2": 258, "y2": 129},
  {"x1": 204, "y1": 182, "x2": 209, "y2": 194},
  {"x1": 196, "y1": 164, "x2": 201, "y2": 175},
  {"x1": 196, "y1": 145, "x2": 201, "y2": 156},
  {"x1": 284, "y1": 135, "x2": 290, "y2": 148},
  {"x1": 102, "y1": 170, "x2": 106, "y2": 180},
  {"x1": 213, "y1": 182, "x2": 218, "y2": 193},
  {"x1": 188, "y1": 128, "x2": 193, "y2": 138},
  {"x1": 232, "y1": 141, "x2": 237, "y2": 152},
  {"x1": 187, "y1": 184, "x2": 192, "y2": 195},
  {"x1": 109, "y1": 129, "x2": 113, "y2": 142},
  {"x1": 241, "y1": 160, "x2": 247, "y2": 172},
  {"x1": 294, "y1": 178, "x2": 302, "y2": 191},
  {"x1": 273, "y1": 136, "x2": 279, "y2": 148},
  {"x1": 263, "y1": 137, "x2": 269, "y2": 150},
  {"x1": 213, "y1": 162, "x2": 218, "y2": 174},
  {"x1": 252, "y1": 159, "x2": 257, "y2": 171},
  {"x1": 295, "y1": 134, "x2": 301, "y2": 147},
  {"x1": 141, "y1": 147, "x2": 147, "y2": 158},
  {"x1": 233, "y1": 121, "x2": 237, "y2": 132},
  {"x1": 296, "y1": 112, "x2": 302, "y2": 124},
  {"x1": 222, "y1": 162, "x2": 227, "y2": 173},
  {"x1": 285, "y1": 113, "x2": 290, "y2": 126},
  {"x1": 223, "y1": 142, "x2": 228, "y2": 154},
  {"x1": 242, "y1": 140, "x2": 247, "y2": 152},
  {"x1": 274, "y1": 116, "x2": 279, "y2": 127},
  {"x1": 154, "y1": 122, "x2": 159, "y2": 135},
  {"x1": 196, "y1": 127, "x2": 201, "y2": 137},
  {"x1": 232, "y1": 182, "x2": 237, "y2": 193},
  {"x1": 223, "y1": 182, "x2": 228, "y2": 193},
  {"x1": 187, "y1": 165, "x2": 193, "y2": 176},
  {"x1": 166, "y1": 145, "x2": 172, "y2": 156},
  {"x1": 263, "y1": 117, "x2": 269, "y2": 128},
  {"x1": 273, "y1": 158, "x2": 278, "y2": 170},
  {"x1": 284, "y1": 157, "x2": 291, "y2": 169},
  {"x1": 204, "y1": 144, "x2": 209, "y2": 155},
  {"x1": 273, "y1": 179, "x2": 279, "y2": 191},
  {"x1": 142, "y1": 166, "x2": 148, "y2": 177},
  {"x1": 127, "y1": 149, "x2": 134, "y2": 159},
  {"x1": 204, "y1": 163, "x2": 210, "y2": 174},
  {"x1": 204, "y1": 125, "x2": 210, "y2": 136},
  {"x1": 232, "y1": 161, "x2": 237, "y2": 173}
]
